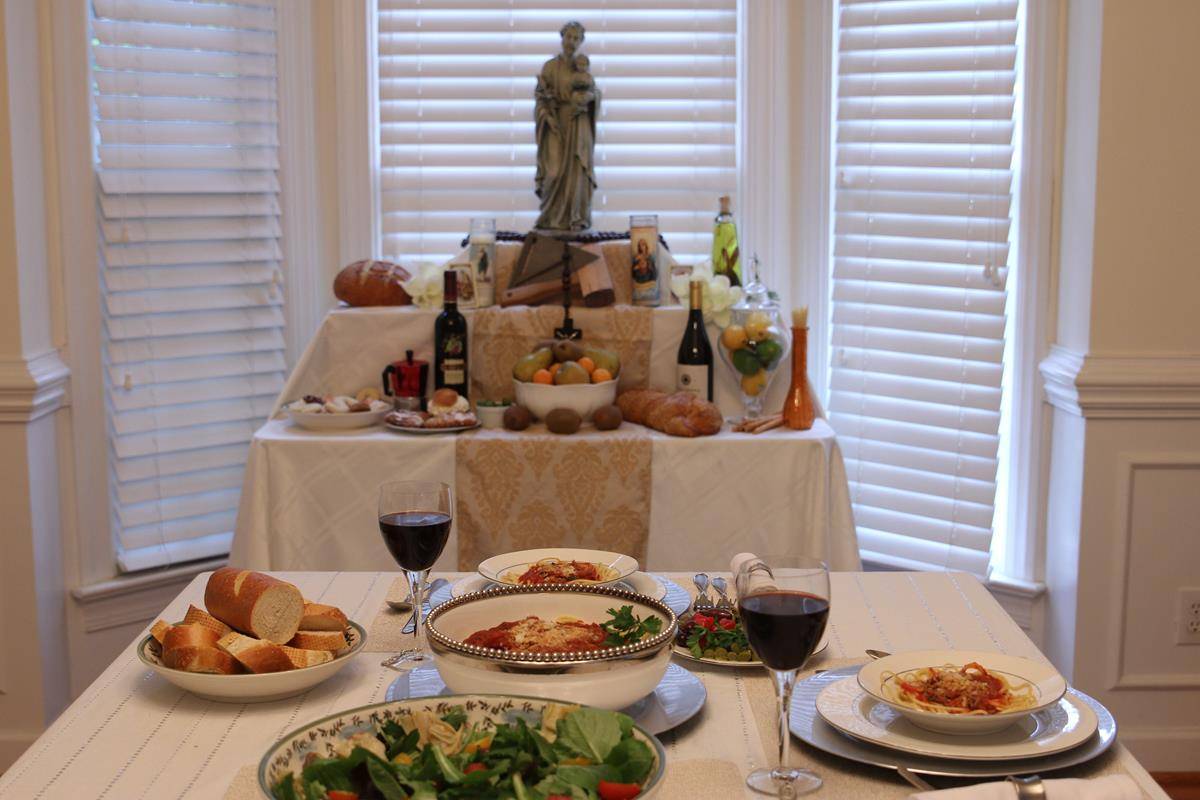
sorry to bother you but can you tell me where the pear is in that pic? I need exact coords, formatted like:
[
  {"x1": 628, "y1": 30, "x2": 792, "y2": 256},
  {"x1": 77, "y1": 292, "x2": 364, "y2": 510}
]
[
  {"x1": 552, "y1": 339, "x2": 584, "y2": 364},
  {"x1": 554, "y1": 361, "x2": 591, "y2": 385},
  {"x1": 513, "y1": 347, "x2": 553, "y2": 382},
  {"x1": 583, "y1": 346, "x2": 621, "y2": 378}
]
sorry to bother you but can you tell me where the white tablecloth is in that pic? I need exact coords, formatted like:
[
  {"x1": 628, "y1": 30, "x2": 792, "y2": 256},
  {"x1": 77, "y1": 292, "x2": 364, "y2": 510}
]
[
  {"x1": 0, "y1": 572, "x2": 1164, "y2": 800},
  {"x1": 232, "y1": 305, "x2": 859, "y2": 572}
]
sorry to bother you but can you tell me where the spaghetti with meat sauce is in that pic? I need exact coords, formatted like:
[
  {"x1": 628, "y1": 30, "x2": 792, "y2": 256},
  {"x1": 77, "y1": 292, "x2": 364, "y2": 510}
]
[
  {"x1": 464, "y1": 616, "x2": 608, "y2": 653},
  {"x1": 883, "y1": 662, "x2": 1037, "y2": 715},
  {"x1": 501, "y1": 558, "x2": 619, "y2": 586}
]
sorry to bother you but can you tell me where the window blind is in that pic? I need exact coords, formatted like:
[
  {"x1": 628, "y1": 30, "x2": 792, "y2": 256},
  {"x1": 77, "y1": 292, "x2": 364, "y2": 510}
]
[
  {"x1": 375, "y1": 0, "x2": 737, "y2": 264},
  {"x1": 827, "y1": 0, "x2": 1019, "y2": 578},
  {"x1": 90, "y1": 0, "x2": 285, "y2": 573}
]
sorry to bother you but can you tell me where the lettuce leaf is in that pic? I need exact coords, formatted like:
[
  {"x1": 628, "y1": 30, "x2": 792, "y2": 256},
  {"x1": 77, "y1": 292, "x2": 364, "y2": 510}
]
[{"x1": 556, "y1": 708, "x2": 623, "y2": 763}]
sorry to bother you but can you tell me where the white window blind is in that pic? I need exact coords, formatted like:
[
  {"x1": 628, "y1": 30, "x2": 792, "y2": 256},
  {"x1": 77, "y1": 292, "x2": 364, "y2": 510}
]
[
  {"x1": 375, "y1": 0, "x2": 737, "y2": 263},
  {"x1": 90, "y1": 0, "x2": 285, "y2": 572},
  {"x1": 827, "y1": 0, "x2": 1019, "y2": 578}
]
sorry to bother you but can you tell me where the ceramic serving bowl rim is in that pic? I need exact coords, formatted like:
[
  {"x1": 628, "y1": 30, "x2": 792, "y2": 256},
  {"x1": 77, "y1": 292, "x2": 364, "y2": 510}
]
[
  {"x1": 857, "y1": 649, "x2": 1068, "y2": 727},
  {"x1": 512, "y1": 377, "x2": 619, "y2": 390},
  {"x1": 137, "y1": 619, "x2": 367, "y2": 679},
  {"x1": 256, "y1": 693, "x2": 668, "y2": 799},
  {"x1": 425, "y1": 584, "x2": 677, "y2": 666}
]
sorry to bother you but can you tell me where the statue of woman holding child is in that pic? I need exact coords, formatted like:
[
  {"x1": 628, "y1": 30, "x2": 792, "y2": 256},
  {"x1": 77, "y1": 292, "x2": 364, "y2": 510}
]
[{"x1": 534, "y1": 21, "x2": 599, "y2": 232}]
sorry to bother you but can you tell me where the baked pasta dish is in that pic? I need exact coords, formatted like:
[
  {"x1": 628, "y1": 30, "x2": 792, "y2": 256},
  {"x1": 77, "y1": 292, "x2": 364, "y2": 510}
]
[
  {"x1": 464, "y1": 615, "x2": 607, "y2": 653},
  {"x1": 883, "y1": 662, "x2": 1037, "y2": 715},
  {"x1": 501, "y1": 558, "x2": 620, "y2": 586}
]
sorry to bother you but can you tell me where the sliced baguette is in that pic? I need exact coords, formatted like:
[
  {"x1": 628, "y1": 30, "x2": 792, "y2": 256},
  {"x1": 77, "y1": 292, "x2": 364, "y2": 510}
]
[
  {"x1": 150, "y1": 619, "x2": 173, "y2": 645},
  {"x1": 300, "y1": 602, "x2": 349, "y2": 632},
  {"x1": 204, "y1": 567, "x2": 304, "y2": 644},
  {"x1": 184, "y1": 604, "x2": 232, "y2": 637},
  {"x1": 281, "y1": 645, "x2": 335, "y2": 669},
  {"x1": 217, "y1": 631, "x2": 294, "y2": 674},
  {"x1": 287, "y1": 630, "x2": 349, "y2": 652},
  {"x1": 161, "y1": 624, "x2": 239, "y2": 674}
]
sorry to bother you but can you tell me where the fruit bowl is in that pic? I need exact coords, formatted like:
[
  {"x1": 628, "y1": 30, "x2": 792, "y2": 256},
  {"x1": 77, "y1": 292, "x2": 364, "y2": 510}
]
[{"x1": 513, "y1": 378, "x2": 617, "y2": 421}]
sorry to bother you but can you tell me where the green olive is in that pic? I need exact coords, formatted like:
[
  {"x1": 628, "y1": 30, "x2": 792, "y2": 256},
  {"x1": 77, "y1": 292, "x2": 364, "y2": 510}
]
[
  {"x1": 738, "y1": 651, "x2": 753, "y2": 662},
  {"x1": 702, "y1": 649, "x2": 715, "y2": 658}
]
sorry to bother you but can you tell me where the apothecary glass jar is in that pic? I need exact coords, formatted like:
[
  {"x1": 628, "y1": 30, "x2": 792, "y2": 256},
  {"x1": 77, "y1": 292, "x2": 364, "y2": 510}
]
[{"x1": 716, "y1": 259, "x2": 792, "y2": 419}]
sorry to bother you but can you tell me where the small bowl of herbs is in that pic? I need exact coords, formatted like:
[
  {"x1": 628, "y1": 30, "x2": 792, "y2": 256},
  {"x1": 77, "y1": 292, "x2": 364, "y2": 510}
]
[{"x1": 475, "y1": 398, "x2": 512, "y2": 429}]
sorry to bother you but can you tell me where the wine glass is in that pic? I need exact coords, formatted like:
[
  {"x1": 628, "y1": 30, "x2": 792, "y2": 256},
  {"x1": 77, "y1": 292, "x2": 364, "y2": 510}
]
[
  {"x1": 378, "y1": 480, "x2": 454, "y2": 665},
  {"x1": 735, "y1": 555, "x2": 830, "y2": 797}
]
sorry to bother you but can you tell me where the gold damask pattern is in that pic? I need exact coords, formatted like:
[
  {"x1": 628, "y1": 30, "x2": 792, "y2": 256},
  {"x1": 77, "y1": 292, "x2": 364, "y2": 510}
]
[{"x1": 454, "y1": 427, "x2": 652, "y2": 569}]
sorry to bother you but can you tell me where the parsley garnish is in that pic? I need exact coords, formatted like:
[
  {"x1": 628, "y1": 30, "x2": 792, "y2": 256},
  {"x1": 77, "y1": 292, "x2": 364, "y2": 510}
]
[{"x1": 600, "y1": 605, "x2": 663, "y2": 647}]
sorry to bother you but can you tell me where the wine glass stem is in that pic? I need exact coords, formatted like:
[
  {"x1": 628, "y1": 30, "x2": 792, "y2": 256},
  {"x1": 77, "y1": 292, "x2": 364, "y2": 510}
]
[
  {"x1": 770, "y1": 667, "x2": 799, "y2": 798},
  {"x1": 407, "y1": 569, "x2": 427, "y2": 641}
]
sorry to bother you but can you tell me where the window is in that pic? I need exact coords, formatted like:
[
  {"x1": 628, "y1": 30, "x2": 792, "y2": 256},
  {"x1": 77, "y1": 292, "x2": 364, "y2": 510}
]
[
  {"x1": 826, "y1": 0, "x2": 1020, "y2": 578},
  {"x1": 90, "y1": 0, "x2": 286, "y2": 572},
  {"x1": 374, "y1": 0, "x2": 737, "y2": 264}
]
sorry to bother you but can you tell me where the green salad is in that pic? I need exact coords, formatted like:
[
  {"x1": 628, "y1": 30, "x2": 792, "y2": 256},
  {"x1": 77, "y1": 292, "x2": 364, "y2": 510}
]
[{"x1": 271, "y1": 704, "x2": 656, "y2": 800}]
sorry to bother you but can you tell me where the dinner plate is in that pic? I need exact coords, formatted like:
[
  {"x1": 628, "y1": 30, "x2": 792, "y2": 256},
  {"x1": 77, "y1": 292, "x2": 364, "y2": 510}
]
[
  {"x1": 432, "y1": 572, "x2": 693, "y2": 617},
  {"x1": 386, "y1": 662, "x2": 706, "y2": 736},
  {"x1": 673, "y1": 628, "x2": 829, "y2": 669},
  {"x1": 791, "y1": 667, "x2": 1117, "y2": 778},
  {"x1": 477, "y1": 547, "x2": 639, "y2": 586},
  {"x1": 384, "y1": 421, "x2": 481, "y2": 435},
  {"x1": 287, "y1": 407, "x2": 389, "y2": 431}
]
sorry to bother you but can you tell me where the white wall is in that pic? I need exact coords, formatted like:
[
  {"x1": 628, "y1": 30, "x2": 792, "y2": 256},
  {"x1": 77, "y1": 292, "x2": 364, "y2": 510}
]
[{"x1": 1040, "y1": 0, "x2": 1200, "y2": 770}]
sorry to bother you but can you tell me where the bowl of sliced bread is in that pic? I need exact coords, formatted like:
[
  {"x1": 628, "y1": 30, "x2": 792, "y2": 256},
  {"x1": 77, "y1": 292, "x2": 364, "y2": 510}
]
[{"x1": 138, "y1": 567, "x2": 366, "y2": 702}]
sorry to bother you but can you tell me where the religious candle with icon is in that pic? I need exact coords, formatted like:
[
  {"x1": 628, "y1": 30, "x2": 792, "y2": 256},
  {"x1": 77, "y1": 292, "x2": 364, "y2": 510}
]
[
  {"x1": 630, "y1": 214, "x2": 661, "y2": 306},
  {"x1": 468, "y1": 217, "x2": 496, "y2": 308}
]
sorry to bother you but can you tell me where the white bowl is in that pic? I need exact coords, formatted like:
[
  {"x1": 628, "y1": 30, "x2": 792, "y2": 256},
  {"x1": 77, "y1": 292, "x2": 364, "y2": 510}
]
[
  {"x1": 286, "y1": 407, "x2": 388, "y2": 431},
  {"x1": 475, "y1": 403, "x2": 510, "y2": 429},
  {"x1": 512, "y1": 377, "x2": 617, "y2": 421},
  {"x1": 258, "y1": 694, "x2": 666, "y2": 799},
  {"x1": 478, "y1": 547, "x2": 639, "y2": 586},
  {"x1": 857, "y1": 649, "x2": 1067, "y2": 735},
  {"x1": 137, "y1": 621, "x2": 366, "y2": 703},
  {"x1": 426, "y1": 585, "x2": 676, "y2": 711}
]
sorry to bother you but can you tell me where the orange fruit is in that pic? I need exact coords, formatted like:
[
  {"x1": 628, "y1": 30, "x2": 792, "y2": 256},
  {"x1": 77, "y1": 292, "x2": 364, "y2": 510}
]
[
  {"x1": 591, "y1": 368, "x2": 613, "y2": 383},
  {"x1": 549, "y1": 362, "x2": 563, "y2": 376},
  {"x1": 577, "y1": 356, "x2": 596, "y2": 374},
  {"x1": 532, "y1": 368, "x2": 554, "y2": 385}
]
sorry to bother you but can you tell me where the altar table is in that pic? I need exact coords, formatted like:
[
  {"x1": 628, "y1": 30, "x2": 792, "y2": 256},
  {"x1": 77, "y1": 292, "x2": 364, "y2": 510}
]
[
  {"x1": 231, "y1": 306, "x2": 860, "y2": 572},
  {"x1": 0, "y1": 572, "x2": 1165, "y2": 799}
]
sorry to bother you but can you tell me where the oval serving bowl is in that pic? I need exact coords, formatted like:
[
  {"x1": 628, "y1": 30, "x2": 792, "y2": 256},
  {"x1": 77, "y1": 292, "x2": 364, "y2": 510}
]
[
  {"x1": 138, "y1": 621, "x2": 366, "y2": 703},
  {"x1": 258, "y1": 695, "x2": 667, "y2": 799},
  {"x1": 478, "y1": 547, "x2": 638, "y2": 587},
  {"x1": 287, "y1": 407, "x2": 389, "y2": 431},
  {"x1": 426, "y1": 584, "x2": 677, "y2": 711},
  {"x1": 512, "y1": 377, "x2": 618, "y2": 421},
  {"x1": 857, "y1": 649, "x2": 1067, "y2": 735}
]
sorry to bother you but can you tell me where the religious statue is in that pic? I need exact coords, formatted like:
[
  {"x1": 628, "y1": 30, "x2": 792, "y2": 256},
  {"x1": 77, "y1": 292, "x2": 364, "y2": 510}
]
[{"x1": 534, "y1": 21, "x2": 599, "y2": 232}]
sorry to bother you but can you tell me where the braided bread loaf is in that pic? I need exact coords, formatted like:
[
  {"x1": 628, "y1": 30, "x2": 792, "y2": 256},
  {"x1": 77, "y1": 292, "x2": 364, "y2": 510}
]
[{"x1": 616, "y1": 389, "x2": 723, "y2": 437}]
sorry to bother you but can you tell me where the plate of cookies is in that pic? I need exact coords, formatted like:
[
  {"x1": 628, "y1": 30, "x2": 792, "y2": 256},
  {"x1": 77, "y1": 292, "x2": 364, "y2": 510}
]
[
  {"x1": 139, "y1": 568, "x2": 365, "y2": 702},
  {"x1": 285, "y1": 387, "x2": 391, "y2": 431},
  {"x1": 384, "y1": 388, "x2": 480, "y2": 434}
]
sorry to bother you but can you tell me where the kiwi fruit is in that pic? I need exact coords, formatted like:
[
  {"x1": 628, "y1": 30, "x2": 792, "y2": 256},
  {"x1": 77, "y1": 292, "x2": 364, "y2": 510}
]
[
  {"x1": 545, "y1": 407, "x2": 582, "y2": 435},
  {"x1": 503, "y1": 404, "x2": 533, "y2": 431},
  {"x1": 592, "y1": 404, "x2": 622, "y2": 431}
]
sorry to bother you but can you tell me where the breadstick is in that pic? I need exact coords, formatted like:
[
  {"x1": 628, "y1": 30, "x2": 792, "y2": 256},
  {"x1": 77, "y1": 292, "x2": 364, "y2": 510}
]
[
  {"x1": 745, "y1": 414, "x2": 782, "y2": 433},
  {"x1": 752, "y1": 417, "x2": 785, "y2": 435}
]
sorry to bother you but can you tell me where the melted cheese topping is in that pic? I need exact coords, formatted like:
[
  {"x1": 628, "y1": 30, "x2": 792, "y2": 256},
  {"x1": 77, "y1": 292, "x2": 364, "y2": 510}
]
[{"x1": 464, "y1": 615, "x2": 607, "y2": 653}]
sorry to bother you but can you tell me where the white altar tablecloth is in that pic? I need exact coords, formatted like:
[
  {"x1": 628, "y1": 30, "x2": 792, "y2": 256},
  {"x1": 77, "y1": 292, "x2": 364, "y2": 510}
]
[
  {"x1": 0, "y1": 572, "x2": 1164, "y2": 800},
  {"x1": 232, "y1": 305, "x2": 859, "y2": 572}
]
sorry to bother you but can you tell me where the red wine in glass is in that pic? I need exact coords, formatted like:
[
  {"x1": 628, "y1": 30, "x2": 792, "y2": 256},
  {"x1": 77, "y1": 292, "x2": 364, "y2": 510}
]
[
  {"x1": 378, "y1": 511, "x2": 452, "y2": 571},
  {"x1": 739, "y1": 591, "x2": 829, "y2": 671}
]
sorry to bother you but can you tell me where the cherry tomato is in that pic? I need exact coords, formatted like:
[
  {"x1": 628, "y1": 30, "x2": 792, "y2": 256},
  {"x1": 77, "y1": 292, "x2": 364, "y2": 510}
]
[
  {"x1": 598, "y1": 780, "x2": 642, "y2": 800},
  {"x1": 464, "y1": 762, "x2": 487, "y2": 774},
  {"x1": 719, "y1": 618, "x2": 736, "y2": 630},
  {"x1": 326, "y1": 791, "x2": 358, "y2": 800}
]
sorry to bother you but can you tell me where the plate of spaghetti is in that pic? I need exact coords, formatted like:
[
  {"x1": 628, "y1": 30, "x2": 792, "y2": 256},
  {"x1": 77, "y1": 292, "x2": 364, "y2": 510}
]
[
  {"x1": 858, "y1": 650, "x2": 1067, "y2": 734},
  {"x1": 478, "y1": 548, "x2": 638, "y2": 587}
]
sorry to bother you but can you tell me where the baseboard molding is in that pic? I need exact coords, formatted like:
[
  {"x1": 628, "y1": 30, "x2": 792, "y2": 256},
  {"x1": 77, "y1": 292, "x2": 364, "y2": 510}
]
[
  {"x1": 1039, "y1": 348, "x2": 1200, "y2": 419},
  {"x1": 0, "y1": 350, "x2": 70, "y2": 423},
  {"x1": 1122, "y1": 725, "x2": 1200, "y2": 772}
]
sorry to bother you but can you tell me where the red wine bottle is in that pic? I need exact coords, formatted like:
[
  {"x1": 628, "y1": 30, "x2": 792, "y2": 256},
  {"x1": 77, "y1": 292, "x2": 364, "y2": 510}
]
[
  {"x1": 434, "y1": 270, "x2": 468, "y2": 397},
  {"x1": 676, "y1": 280, "x2": 713, "y2": 400}
]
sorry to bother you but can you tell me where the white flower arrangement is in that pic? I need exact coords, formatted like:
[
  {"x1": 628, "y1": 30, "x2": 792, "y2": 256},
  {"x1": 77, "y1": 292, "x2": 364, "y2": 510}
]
[
  {"x1": 669, "y1": 259, "x2": 744, "y2": 328},
  {"x1": 400, "y1": 261, "x2": 446, "y2": 309}
]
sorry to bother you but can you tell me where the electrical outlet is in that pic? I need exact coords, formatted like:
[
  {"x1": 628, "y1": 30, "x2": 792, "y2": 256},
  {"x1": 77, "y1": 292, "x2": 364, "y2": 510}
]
[{"x1": 1177, "y1": 588, "x2": 1200, "y2": 645}]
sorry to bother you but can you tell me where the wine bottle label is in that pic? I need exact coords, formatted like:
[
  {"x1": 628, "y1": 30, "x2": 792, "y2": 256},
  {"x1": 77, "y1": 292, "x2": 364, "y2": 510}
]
[
  {"x1": 676, "y1": 364, "x2": 710, "y2": 398},
  {"x1": 443, "y1": 359, "x2": 465, "y2": 385}
]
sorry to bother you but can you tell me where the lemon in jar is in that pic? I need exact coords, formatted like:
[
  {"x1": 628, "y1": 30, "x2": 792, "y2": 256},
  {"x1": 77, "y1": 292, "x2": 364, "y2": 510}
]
[
  {"x1": 721, "y1": 324, "x2": 748, "y2": 351},
  {"x1": 740, "y1": 369, "x2": 768, "y2": 397},
  {"x1": 744, "y1": 312, "x2": 772, "y2": 342}
]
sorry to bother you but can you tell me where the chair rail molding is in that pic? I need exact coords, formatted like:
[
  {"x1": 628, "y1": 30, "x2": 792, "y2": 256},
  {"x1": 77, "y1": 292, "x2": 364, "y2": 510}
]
[
  {"x1": 0, "y1": 350, "x2": 70, "y2": 423},
  {"x1": 1040, "y1": 348, "x2": 1200, "y2": 419}
]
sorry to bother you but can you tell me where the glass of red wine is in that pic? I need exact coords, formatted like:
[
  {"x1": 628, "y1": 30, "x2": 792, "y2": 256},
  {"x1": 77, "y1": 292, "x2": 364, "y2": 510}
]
[
  {"x1": 735, "y1": 555, "x2": 830, "y2": 797},
  {"x1": 378, "y1": 480, "x2": 454, "y2": 665}
]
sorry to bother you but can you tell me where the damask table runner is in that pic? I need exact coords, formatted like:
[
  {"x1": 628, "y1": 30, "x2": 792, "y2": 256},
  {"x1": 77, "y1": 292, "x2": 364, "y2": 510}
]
[{"x1": 453, "y1": 424, "x2": 653, "y2": 569}]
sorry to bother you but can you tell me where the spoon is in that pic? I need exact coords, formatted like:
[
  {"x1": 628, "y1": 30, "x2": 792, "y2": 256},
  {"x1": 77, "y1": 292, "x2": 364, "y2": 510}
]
[
  {"x1": 710, "y1": 576, "x2": 734, "y2": 610},
  {"x1": 387, "y1": 577, "x2": 449, "y2": 611},
  {"x1": 865, "y1": 648, "x2": 890, "y2": 660}
]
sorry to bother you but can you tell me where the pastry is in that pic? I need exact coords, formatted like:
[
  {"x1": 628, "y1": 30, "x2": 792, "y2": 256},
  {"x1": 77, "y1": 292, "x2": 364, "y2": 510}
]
[
  {"x1": 385, "y1": 410, "x2": 426, "y2": 428},
  {"x1": 616, "y1": 389, "x2": 723, "y2": 437},
  {"x1": 423, "y1": 411, "x2": 477, "y2": 428},
  {"x1": 428, "y1": 388, "x2": 470, "y2": 416}
]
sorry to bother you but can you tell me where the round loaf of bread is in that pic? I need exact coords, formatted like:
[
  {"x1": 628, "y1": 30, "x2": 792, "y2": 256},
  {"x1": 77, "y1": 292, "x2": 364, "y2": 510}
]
[
  {"x1": 204, "y1": 568, "x2": 304, "y2": 644},
  {"x1": 333, "y1": 259, "x2": 413, "y2": 306}
]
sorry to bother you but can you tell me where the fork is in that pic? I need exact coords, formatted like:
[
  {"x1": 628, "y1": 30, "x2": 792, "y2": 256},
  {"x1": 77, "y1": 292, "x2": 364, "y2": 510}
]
[
  {"x1": 710, "y1": 576, "x2": 734, "y2": 610},
  {"x1": 690, "y1": 573, "x2": 714, "y2": 614}
]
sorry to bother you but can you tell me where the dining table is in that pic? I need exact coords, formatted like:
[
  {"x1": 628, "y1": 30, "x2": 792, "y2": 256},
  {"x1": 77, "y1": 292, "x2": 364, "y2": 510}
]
[{"x1": 0, "y1": 571, "x2": 1167, "y2": 800}]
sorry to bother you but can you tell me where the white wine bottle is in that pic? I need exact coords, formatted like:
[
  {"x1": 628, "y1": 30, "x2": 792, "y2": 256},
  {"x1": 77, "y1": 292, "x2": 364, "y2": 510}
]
[{"x1": 676, "y1": 280, "x2": 713, "y2": 400}]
